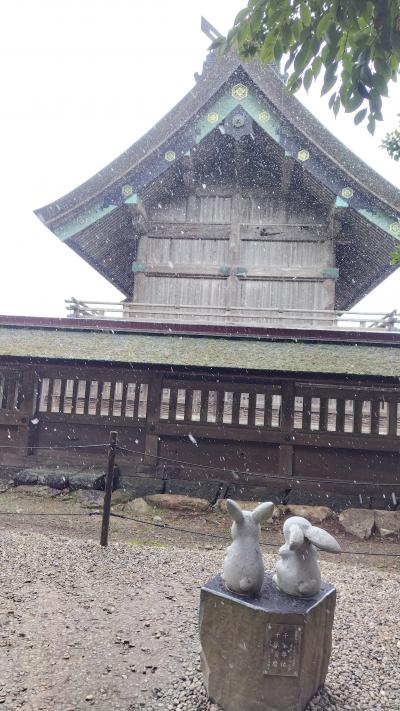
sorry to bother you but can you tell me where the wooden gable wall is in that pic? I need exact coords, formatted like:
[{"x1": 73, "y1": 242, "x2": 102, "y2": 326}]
[{"x1": 131, "y1": 132, "x2": 336, "y2": 322}]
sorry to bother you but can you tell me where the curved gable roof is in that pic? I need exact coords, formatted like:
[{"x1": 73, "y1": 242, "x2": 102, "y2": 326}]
[{"x1": 34, "y1": 51, "x2": 400, "y2": 308}]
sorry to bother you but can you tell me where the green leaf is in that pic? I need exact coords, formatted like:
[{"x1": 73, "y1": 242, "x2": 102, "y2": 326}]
[
  {"x1": 237, "y1": 21, "x2": 252, "y2": 46},
  {"x1": 357, "y1": 81, "x2": 370, "y2": 99},
  {"x1": 259, "y1": 34, "x2": 275, "y2": 62},
  {"x1": 284, "y1": 48, "x2": 296, "y2": 72},
  {"x1": 287, "y1": 75, "x2": 302, "y2": 93},
  {"x1": 354, "y1": 107, "x2": 368, "y2": 124},
  {"x1": 333, "y1": 95, "x2": 341, "y2": 117},
  {"x1": 372, "y1": 74, "x2": 389, "y2": 96},
  {"x1": 316, "y1": 13, "x2": 331, "y2": 39},
  {"x1": 234, "y1": 7, "x2": 250, "y2": 25},
  {"x1": 311, "y1": 56, "x2": 322, "y2": 79},
  {"x1": 392, "y1": 30, "x2": 400, "y2": 52},
  {"x1": 300, "y1": 4, "x2": 312, "y2": 27},
  {"x1": 325, "y1": 22, "x2": 339, "y2": 46},
  {"x1": 328, "y1": 92, "x2": 337, "y2": 109},
  {"x1": 390, "y1": 246, "x2": 400, "y2": 266},
  {"x1": 321, "y1": 73, "x2": 337, "y2": 96},
  {"x1": 294, "y1": 40, "x2": 313, "y2": 73},
  {"x1": 273, "y1": 39, "x2": 283, "y2": 63},
  {"x1": 369, "y1": 88, "x2": 383, "y2": 112},
  {"x1": 344, "y1": 92, "x2": 364, "y2": 112},
  {"x1": 303, "y1": 67, "x2": 313, "y2": 92},
  {"x1": 367, "y1": 115, "x2": 376, "y2": 135},
  {"x1": 360, "y1": 64, "x2": 373, "y2": 86},
  {"x1": 356, "y1": 46, "x2": 371, "y2": 65},
  {"x1": 281, "y1": 23, "x2": 292, "y2": 46}
]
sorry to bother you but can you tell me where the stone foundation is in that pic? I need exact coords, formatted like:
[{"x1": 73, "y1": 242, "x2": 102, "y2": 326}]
[{"x1": 200, "y1": 573, "x2": 336, "y2": 711}]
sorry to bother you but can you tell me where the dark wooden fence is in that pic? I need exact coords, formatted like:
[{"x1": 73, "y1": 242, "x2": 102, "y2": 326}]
[{"x1": 1, "y1": 362, "x2": 399, "y2": 499}]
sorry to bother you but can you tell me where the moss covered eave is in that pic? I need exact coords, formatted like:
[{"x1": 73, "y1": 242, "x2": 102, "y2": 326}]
[{"x1": 1, "y1": 326, "x2": 400, "y2": 380}]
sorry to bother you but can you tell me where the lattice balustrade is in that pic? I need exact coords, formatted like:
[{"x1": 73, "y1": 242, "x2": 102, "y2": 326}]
[
  {"x1": 33, "y1": 373, "x2": 400, "y2": 439},
  {"x1": 160, "y1": 383, "x2": 282, "y2": 427},
  {"x1": 0, "y1": 371, "x2": 23, "y2": 411},
  {"x1": 37, "y1": 376, "x2": 149, "y2": 420}
]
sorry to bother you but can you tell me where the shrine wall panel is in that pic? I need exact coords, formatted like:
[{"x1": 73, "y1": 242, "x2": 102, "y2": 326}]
[
  {"x1": 238, "y1": 240, "x2": 333, "y2": 268},
  {"x1": 142, "y1": 237, "x2": 229, "y2": 266},
  {"x1": 239, "y1": 280, "x2": 333, "y2": 311},
  {"x1": 143, "y1": 276, "x2": 226, "y2": 307}
]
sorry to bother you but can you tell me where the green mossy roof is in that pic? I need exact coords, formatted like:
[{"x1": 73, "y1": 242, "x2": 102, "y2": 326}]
[{"x1": 1, "y1": 326, "x2": 399, "y2": 378}]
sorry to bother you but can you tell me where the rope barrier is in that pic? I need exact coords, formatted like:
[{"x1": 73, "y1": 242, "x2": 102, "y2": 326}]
[
  {"x1": 110, "y1": 512, "x2": 400, "y2": 558},
  {"x1": 0, "y1": 443, "x2": 108, "y2": 450},
  {"x1": 0, "y1": 440, "x2": 398, "y2": 490},
  {"x1": 0, "y1": 431, "x2": 399, "y2": 558},
  {"x1": 116, "y1": 445, "x2": 400, "y2": 490},
  {"x1": 0, "y1": 511, "x2": 101, "y2": 517}
]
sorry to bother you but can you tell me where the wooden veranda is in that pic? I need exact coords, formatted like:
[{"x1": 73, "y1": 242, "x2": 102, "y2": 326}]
[{"x1": 1, "y1": 317, "x2": 399, "y2": 508}]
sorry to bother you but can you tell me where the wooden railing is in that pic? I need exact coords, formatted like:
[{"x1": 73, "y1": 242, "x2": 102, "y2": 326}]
[
  {"x1": 65, "y1": 298, "x2": 400, "y2": 331},
  {"x1": 33, "y1": 373, "x2": 400, "y2": 439},
  {"x1": 1, "y1": 365, "x2": 399, "y2": 491}
]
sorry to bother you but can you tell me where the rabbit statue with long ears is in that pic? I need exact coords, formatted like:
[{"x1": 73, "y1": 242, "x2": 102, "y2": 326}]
[
  {"x1": 222, "y1": 499, "x2": 274, "y2": 596},
  {"x1": 273, "y1": 516, "x2": 341, "y2": 598}
]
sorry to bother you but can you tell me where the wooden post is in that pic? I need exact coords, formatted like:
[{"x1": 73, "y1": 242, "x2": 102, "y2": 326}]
[
  {"x1": 143, "y1": 376, "x2": 162, "y2": 466},
  {"x1": 279, "y1": 381, "x2": 295, "y2": 479},
  {"x1": 100, "y1": 431, "x2": 118, "y2": 547}
]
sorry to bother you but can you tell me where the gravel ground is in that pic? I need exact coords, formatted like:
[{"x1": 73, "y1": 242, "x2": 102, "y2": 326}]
[{"x1": 0, "y1": 496, "x2": 399, "y2": 710}]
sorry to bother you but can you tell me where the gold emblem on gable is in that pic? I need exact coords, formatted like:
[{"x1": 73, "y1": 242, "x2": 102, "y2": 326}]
[
  {"x1": 207, "y1": 111, "x2": 219, "y2": 124},
  {"x1": 258, "y1": 110, "x2": 270, "y2": 122},
  {"x1": 165, "y1": 150, "x2": 176, "y2": 162},
  {"x1": 297, "y1": 149, "x2": 310, "y2": 162},
  {"x1": 341, "y1": 187, "x2": 354, "y2": 199},
  {"x1": 232, "y1": 83, "x2": 248, "y2": 100}
]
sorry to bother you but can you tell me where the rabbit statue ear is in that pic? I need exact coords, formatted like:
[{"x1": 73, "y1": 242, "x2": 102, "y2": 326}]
[
  {"x1": 305, "y1": 526, "x2": 341, "y2": 553},
  {"x1": 252, "y1": 502, "x2": 274, "y2": 524},
  {"x1": 288, "y1": 523, "x2": 305, "y2": 550},
  {"x1": 226, "y1": 499, "x2": 244, "y2": 524}
]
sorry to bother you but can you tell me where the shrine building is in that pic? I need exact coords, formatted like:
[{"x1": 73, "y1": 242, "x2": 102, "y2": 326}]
[{"x1": 1, "y1": 26, "x2": 400, "y2": 507}]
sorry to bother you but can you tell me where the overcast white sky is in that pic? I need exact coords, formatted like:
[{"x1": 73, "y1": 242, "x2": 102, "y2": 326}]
[{"x1": 1, "y1": 0, "x2": 399, "y2": 317}]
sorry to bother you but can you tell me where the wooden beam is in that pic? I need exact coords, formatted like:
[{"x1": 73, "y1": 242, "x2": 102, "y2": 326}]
[
  {"x1": 152, "y1": 421, "x2": 400, "y2": 452},
  {"x1": 280, "y1": 156, "x2": 296, "y2": 198},
  {"x1": 142, "y1": 264, "x2": 338, "y2": 279},
  {"x1": 143, "y1": 376, "x2": 162, "y2": 465},
  {"x1": 240, "y1": 224, "x2": 326, "y2": 241},
  {"x1": 182, "y1": 155, "x2": 195, "y2": 190}
]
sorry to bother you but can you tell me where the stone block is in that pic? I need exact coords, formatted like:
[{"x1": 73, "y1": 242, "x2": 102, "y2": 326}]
[
  {"x1": 118, "y1": 474, "x2": 164, "y2": 498},
  {"x1": 146, "y1": 493, "x2": 210, "y2": 513},
  {"x1": 283, "y1": 504, "x2": 333, "y2": 523},
  {"x1": 68, "y1": 469, "x2": 107, "y2": 491},
  {"x1": 339, "y1": 508, "x2": 375, "y2": 539},
  {"x1": 164, "y1": 478, "x2": 221, "y2": 501},
  {"x1": 200, "y1": 573, "x2": 336, "y2": 711},
  {"x1": 374, "y1": 510, "x2": 400, "y2": 538},
  {"x1": 43, "y1": 472, "x2": 70, "y2": 490},
  {"x1": 15, "y1": 469, "x2": 69, "y2": 489},
  {"x1": 14, "y1": 469, "x2": 40, "y2": 485}
]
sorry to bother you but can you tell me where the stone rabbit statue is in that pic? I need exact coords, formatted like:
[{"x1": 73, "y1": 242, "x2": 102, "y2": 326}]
[
  {"x1": 222, "y1": 499, "x2": 274, "y2": 596},
  {"x1": 273, "y1": 516, "x2": 341, "y2": 597}
]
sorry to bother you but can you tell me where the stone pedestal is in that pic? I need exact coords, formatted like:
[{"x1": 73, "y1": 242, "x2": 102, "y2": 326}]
[{"x1": 199, "y1": 573, "x2": 336, "y2": 711}]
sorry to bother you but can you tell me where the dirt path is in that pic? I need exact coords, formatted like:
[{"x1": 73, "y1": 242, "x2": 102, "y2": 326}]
[{"x1": 0, "y1": 489, "x2": 399, "y2": 710}]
